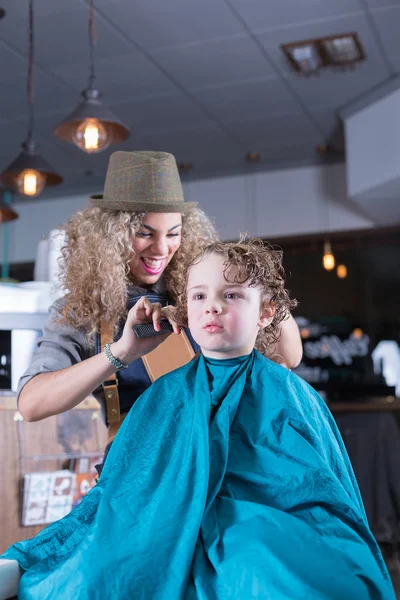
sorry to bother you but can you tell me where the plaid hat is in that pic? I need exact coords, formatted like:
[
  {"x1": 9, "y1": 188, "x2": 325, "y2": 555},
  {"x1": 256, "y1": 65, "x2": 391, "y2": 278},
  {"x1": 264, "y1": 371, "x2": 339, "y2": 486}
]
[{"x1": 90, "y1": 150, "x2": 197, "y2": 213}]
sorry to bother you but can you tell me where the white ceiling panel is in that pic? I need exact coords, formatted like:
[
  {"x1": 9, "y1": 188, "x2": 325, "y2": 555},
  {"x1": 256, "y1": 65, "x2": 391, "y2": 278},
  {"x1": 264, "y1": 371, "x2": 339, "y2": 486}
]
[
  {"x1": 226, "y1": 0, "x2": 364, "y2": 32},
  {"x1": 191, "y1": 76, "x2": 303, "y2": 123},
  {"x1": 0, "y1": 0, "x2": 86, "y2": 19},
  {"x1": 52, "y1": 52, "x2": 178, "y2": 101},
  {"x1": 224, "y1": 113, "x2": 323, "y2": 150},
  {"x1": 0, "y1": 7, "x2": 133, "y2": 69},
  {"x1": 363, "y1": 0, "x2": 400, "y2": 8},
  {"x1": 369, "y1": 6, "x2": 400, "y2": 73},
  {"x1": 0, "y1": 71, "x2": 79, "y2": 120},
  {"x1": 0, "y1": 41, "x2": 28, "y2": 81},
  {"x1": 94, "y1": 0, "x2": 246, "y2": 51},
  {"x1": 110, "y1": 92, "x2": 217, "y2": 134},
  {"x1": 285, "y1": 61, "x2": 390, "y2": 110},
  {"x1": 151, "y1": 36, "x2": 275, "y2": 90}
]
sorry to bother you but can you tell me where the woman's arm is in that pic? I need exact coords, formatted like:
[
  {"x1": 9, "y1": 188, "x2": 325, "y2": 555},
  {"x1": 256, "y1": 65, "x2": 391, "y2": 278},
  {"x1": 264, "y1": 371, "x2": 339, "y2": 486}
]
[
  {"x1": 19, "y1": 352, "x2": 124, "y2": 422},
  {"x1": 18, "y1": 297, "x2": 180, "y2": 422},
  {"x1": 270, "y1": 314, "x2": 303, "y2": 369},
  {"x1": 0, "y1": 559, "x2": 20, "y2": 600}
]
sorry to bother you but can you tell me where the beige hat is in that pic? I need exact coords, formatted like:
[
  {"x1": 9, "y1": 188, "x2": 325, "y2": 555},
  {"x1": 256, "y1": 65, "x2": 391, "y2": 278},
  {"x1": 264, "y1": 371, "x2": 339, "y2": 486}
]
[{"x1": 90, "y1": 150, "x2": 197, "y2": 213}]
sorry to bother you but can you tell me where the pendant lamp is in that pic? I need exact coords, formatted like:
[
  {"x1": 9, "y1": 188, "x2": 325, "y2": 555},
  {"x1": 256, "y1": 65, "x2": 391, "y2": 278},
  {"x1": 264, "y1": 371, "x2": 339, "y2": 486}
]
[
  {"x1": 53, "y1": 0, "x2": 130, "y2": 154},
  {"x1": 0, "y1": 201, "x2": 18, "y2": 224},
  {"x1": 0, "y1": 0, "x2": 63, "y2": 197}
]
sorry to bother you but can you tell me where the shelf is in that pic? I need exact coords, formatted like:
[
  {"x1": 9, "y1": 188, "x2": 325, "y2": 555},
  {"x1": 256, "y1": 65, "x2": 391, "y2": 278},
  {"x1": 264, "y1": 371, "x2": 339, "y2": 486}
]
[{"x1": 0, "y1": 313, "x2": 48, "y2": 330}]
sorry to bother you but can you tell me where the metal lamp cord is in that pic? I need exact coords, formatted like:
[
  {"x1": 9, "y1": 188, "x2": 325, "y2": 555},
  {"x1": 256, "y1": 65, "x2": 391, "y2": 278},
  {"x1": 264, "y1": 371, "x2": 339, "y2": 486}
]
[{"x1": 87, "y1": 0, "x2": 96, "y2": 90}]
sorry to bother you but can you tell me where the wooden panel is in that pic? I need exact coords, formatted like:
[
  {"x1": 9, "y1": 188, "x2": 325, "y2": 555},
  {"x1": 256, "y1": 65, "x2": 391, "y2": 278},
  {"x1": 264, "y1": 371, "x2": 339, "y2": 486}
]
[{"x1": 0, "y1": 408, "x2": 107, "y2": 554}]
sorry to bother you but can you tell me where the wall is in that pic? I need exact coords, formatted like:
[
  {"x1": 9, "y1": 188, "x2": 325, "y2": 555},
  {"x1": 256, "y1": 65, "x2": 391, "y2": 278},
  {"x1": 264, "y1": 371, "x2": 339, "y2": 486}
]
[{"x1": 5, "y1": 163, "x2": 374, "y2": 264}]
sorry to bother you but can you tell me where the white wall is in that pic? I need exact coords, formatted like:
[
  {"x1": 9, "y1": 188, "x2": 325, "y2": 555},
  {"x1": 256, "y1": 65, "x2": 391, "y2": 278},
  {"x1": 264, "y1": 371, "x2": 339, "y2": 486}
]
[
  {"x1": 193, "y1": 163, "x2": 374, "y2": 241},
  {"x1": 5, "y1": 163, "x2": 374, "y2": 264},
  {"x1": 345, "y1": 87, "x2": 400, "y2": 198}
]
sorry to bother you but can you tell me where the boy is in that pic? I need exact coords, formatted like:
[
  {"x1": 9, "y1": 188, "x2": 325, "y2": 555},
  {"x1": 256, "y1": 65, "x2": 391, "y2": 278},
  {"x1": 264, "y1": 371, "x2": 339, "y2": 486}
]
[{"x1": 1, "y1": 239, "x2": 394, "y2": 599}]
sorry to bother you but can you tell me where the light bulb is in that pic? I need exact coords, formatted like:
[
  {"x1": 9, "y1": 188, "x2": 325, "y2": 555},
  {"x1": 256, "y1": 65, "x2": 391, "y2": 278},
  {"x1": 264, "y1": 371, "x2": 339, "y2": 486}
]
[
  {"x1": 73, "y1": 118, "x2": 110, "y2": 153},
  {"x1": 322, "y1": 241, "x2": 335, "y2": 271},
  {"x1": 16, "y1": 169, "x2": 46, "y2": 197},
  {"x1": 337, "y1": 264, "x2": 347, "y2": 279}
]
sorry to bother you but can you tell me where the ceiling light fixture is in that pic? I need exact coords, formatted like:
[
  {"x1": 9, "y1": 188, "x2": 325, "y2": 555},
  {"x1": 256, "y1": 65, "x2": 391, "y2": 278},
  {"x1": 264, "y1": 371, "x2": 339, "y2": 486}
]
[
  {"x1": 321, "y1": 34, "x2": 364, "y2": 67},
  {"x1": 53, "y1": 0, "x2": 129, "y2": 154},
  {"x1": 0, "y1": 0, "x2": 62, "y2": 197},
  {"x1": 337, "y1": 264, "x2": 347, "y2": 279},
  {"x1": 283, "y1": 42, "x2": 323, "y2": 74},
  {"x1": 282, "y1": 32, "x2": 365, "y2": 75}
]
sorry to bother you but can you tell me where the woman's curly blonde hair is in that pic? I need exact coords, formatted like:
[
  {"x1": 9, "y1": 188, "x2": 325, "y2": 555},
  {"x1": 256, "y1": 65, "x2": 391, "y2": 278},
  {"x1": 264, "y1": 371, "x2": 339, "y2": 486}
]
[
  {"x1": 172, "y1": 237, "x2": 298, "y2": 356},
  {"x1": 57, "y1": 206, "x2": 218, "y2": 337}
]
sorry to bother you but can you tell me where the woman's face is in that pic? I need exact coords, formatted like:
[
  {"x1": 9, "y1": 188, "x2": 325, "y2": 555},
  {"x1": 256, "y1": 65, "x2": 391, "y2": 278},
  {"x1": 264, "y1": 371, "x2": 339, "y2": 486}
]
[{"x1": 130, "y1": 212, "x2": 182, "y2": 285}]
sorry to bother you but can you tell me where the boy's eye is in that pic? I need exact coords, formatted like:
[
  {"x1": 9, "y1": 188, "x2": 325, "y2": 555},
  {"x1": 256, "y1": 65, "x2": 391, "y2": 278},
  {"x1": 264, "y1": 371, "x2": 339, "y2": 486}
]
[
  {"x1": 225, "y1": 292, "x2": 241, "y2": 299},
  {"x1": 193, "y1": 293, "x2": 205, "y2": 300}
]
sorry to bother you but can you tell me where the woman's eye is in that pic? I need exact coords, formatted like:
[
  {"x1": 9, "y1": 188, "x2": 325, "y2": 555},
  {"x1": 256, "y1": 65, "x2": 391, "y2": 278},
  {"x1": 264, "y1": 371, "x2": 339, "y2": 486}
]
[
  {"x1": 167, "y1": 233, "x2": 181, "y2": 238},
  {"x1": 137, "y1": 232, "x2": 151, "y2": 238}
]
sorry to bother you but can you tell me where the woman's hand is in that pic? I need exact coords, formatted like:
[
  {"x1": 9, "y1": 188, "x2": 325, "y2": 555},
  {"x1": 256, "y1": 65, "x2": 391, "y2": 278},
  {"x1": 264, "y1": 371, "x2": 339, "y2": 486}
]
[{"x1": 110, "y1": 297, "x2": 180, "y2": 366}]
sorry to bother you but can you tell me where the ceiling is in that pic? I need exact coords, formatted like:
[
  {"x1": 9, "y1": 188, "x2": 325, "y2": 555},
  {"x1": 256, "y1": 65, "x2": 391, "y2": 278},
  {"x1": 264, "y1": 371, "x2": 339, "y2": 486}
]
[{"x1": 0, "y1": 0, "x2": 399, "y2": 200}]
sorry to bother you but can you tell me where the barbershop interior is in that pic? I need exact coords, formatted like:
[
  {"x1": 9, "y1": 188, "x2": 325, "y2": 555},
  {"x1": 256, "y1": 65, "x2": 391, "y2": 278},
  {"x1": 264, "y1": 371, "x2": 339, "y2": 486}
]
[{"x1": 1, "y1": 0, "x2": 400, "y2": 598}]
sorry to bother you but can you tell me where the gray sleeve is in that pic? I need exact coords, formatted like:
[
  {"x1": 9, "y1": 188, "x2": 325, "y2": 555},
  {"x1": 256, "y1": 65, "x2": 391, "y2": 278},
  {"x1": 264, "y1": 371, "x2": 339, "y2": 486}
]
[{"x1": 16, "y1": 301, "x2": 95, "y2": 403}]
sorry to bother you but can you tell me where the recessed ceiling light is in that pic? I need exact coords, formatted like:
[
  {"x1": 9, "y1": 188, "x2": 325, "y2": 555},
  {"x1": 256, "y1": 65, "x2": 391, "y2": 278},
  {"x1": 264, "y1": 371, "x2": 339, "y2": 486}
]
[
  {"x1": 282, "y1": 32, "x2": 365, "y2": 74},
  {"x1": 282, "y1": 42, "x2": 323, "y2": 74},
  {"x1": 321, "y1": 33, "x2": 364, "y2": 66}
]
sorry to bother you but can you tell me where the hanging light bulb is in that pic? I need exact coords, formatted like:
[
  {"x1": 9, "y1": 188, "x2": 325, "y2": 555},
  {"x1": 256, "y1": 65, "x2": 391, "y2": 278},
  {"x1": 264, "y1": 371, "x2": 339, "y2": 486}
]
[
  {"x1": 1, "y1": 140, "x2": 62, "y2": 198},
  {"x1": 16, "y1": 168, "x2": 46, "y2": 197},
  {"x1": 322, "y1": 240, "x2": 335, "y2": 271},
  {"x1": 0, "y1": 1, "x2": 62, "y2": 197},
  {"x1": 73, "y1": 118, "x2": 109, "y2": 154},
  {"x1": 53, "y1": 0, "x2": 129, "y2": 153},
  {"x1": 337, "y1": 264, "x2": 347, "y2": 279}
]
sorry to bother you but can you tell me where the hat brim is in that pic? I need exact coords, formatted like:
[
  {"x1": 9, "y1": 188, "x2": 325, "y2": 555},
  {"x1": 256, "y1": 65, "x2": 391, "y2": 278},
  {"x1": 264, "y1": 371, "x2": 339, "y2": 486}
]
[{"x1": 90, "y1": 194, "x2": 197, "y2": 214}]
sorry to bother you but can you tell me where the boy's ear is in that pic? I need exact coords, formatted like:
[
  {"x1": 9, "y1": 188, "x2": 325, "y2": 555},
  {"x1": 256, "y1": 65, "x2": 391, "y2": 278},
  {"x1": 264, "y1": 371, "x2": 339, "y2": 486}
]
[{"x1": 258, "y1": 300, "x2": 275, "y2": 329}]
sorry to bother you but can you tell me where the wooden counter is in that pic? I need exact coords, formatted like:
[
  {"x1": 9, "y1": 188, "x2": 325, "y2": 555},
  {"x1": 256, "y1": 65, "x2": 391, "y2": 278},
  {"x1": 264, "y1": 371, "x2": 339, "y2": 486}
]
[
  {"x1": 0, "y1": 396, "x2": 107, "y2": 554},
  {"x1": 329, "y1": 396, "x2": 400, "y2": 413}
]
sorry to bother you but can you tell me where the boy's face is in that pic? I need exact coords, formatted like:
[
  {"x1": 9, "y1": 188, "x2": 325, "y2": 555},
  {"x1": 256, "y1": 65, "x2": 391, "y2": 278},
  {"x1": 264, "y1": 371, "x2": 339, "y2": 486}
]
[{"x1": 187, "y1": 253, "x2": 274, "y2": 359}]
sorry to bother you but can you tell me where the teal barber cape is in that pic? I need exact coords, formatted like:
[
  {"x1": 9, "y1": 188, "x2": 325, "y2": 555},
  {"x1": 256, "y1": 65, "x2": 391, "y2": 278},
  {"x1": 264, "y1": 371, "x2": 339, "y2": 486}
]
[{"x1": 2, "y1": 351, "x2": 394, "y2": 599}]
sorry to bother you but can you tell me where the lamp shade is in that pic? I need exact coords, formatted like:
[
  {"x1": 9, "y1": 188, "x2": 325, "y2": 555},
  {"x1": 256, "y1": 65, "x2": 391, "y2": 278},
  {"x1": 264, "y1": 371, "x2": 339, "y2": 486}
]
[
  {"x1": 0, "y1": 202, "x2": 18, "y2": 223},
  {"x1": 1, "y1": 141, "x2": 63, "y2": 193},
  {"x1": 53, "y1": 88, "x2": 130, "y2": 150}
]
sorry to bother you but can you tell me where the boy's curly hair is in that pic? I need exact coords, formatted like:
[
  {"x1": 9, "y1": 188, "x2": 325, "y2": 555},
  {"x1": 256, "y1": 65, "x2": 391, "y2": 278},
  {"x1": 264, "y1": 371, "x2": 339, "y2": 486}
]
[{"x1": 172, "y1": 237, "x2": 298, "y2": 356}]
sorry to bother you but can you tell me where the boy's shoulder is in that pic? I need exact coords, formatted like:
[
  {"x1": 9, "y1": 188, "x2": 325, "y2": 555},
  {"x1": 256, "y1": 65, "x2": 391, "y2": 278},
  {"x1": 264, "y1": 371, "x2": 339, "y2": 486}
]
[{"x1": 253, "y1": 350, "x2": 329, "y2": 415}]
